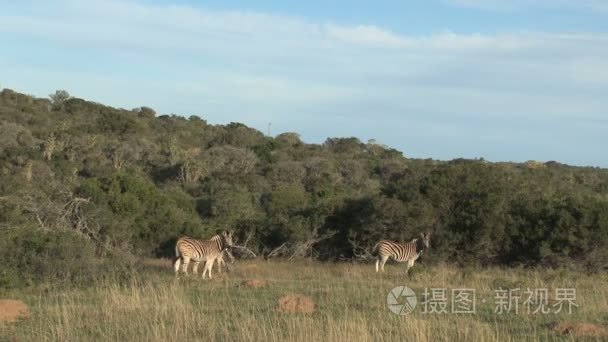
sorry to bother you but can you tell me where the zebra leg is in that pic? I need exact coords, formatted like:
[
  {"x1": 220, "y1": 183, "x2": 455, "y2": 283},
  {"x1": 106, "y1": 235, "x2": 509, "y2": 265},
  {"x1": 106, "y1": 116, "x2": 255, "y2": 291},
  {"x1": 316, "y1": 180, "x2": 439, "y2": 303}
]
[
  {"x1": 202, "y1": 260, "x2": 209, "y2": 279},
  {"x1": 375, "y1": 258, "x2": 379, "y2": 273},
  {"x1": 406, "y1": 259, "x2": 415, "y2": 276},
  {"x1": 182, "y1": 257, "x2": 191, "y2": 275},
  {"x1": 380, "y1": 255, "x2": 389, "y2": 272},
  {"x1": 207, "y1": 258, "x2": 215, "y2": 279},
  {"x1": 173, "y1": 257, "x2": 182, "y2": 276},
  {"x1": 217, "y1": 257, "x2": 223, "y2": 273},
  {"x1": 192, "y1": 261, "x2": 200, "y2": 275}
]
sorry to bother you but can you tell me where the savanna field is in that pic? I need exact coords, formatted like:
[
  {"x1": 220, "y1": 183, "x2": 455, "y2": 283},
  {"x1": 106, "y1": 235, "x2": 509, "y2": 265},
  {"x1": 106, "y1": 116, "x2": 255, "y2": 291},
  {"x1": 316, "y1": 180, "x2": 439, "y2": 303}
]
[{"x1": 2, "y1": 260, "x2": 607, "y2": 341}]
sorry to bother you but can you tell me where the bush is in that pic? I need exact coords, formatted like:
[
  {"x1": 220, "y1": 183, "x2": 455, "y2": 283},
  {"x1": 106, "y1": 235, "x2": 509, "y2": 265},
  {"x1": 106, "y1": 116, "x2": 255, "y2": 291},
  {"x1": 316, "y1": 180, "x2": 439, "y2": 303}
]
[
  {"x1": 0, "y1": 228, "x2": 97, "y2": 288},
  {"x1": 78, "y1": 173, "x2": 202, "y2": 256}
]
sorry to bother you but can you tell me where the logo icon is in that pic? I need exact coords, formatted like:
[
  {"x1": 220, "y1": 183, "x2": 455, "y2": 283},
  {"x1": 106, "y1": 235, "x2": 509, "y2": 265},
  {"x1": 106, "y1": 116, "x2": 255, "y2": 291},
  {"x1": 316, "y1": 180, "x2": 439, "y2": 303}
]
[{"x1": 387, "y1": 286, "x2": 417, "y2": 315}]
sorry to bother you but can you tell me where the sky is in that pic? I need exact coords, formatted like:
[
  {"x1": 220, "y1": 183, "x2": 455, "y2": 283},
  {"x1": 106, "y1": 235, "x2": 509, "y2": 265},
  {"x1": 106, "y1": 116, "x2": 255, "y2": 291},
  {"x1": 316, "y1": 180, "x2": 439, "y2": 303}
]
[{"x1": 1, "y1": 0, "x2": 607, "y2": 167}]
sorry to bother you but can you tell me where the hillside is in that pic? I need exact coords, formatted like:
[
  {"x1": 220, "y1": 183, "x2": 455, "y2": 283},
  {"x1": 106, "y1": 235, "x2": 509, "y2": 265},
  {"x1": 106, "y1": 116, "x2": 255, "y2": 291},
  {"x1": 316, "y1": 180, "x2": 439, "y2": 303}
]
[{"x1": 1, "y1": 88, "x2": 608, "y2": 287}]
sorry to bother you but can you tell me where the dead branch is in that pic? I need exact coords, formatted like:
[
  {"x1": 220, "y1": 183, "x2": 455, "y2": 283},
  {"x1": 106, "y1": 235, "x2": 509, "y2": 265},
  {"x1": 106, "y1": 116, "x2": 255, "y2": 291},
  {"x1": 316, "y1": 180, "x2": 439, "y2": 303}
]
[
  {"x1": 243, "y1": 230, "x2": 253, "y2": 248},
  {"x1": 19, "y1": 190, "x2": 101, "y2": 244},
  {"x1": 349, "y1": 239, "x2": 375, "y2": 261},
  {"x1": 287, "y1": 231, "x2": 337, "y2": 261},
  {"x1": 266, "y1": 243, "x2": 287, "y2": 259},
  {"x1": 231, "y1": 245, "x2": 257, "y2": 258}
]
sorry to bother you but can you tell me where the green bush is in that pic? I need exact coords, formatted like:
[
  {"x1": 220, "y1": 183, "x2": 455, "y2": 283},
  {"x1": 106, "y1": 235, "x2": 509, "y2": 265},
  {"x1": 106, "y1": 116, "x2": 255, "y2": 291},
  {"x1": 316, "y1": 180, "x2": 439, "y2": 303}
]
[
  {"x1": 78, "y1": 173, "x2": 202, "y2": 256},
  {"x1": 0, "y1": 228, "x2": 97, "y2": 288}
]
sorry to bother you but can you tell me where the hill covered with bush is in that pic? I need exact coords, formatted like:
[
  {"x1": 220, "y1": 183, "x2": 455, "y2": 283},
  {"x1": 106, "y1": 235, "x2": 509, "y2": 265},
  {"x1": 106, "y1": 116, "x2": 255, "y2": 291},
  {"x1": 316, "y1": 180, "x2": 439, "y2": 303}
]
[{"x1": 1, "y1": 88, "x2": 607, "y2": 286}]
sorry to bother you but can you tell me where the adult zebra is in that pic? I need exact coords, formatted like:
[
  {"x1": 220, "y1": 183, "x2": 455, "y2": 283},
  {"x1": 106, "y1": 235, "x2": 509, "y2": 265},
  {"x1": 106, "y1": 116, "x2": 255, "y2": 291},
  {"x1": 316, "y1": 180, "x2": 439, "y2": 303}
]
[
  {"x1": 373, "y1": 232, "x2": 431, "y2": 274},
  {"x1": 173, "y1": 231, "x2": 233, "y2": 279}
]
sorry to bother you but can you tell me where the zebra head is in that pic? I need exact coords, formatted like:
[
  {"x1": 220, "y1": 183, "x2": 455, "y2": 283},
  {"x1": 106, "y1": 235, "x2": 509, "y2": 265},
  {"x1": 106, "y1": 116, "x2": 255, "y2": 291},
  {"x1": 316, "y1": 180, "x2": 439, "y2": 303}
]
[
  {"x1": 419, "y1": 232, "x2": 431, "y2": 249},
  {"x1": 221, "y1": 230, "x2": 234, "y2": 249}
]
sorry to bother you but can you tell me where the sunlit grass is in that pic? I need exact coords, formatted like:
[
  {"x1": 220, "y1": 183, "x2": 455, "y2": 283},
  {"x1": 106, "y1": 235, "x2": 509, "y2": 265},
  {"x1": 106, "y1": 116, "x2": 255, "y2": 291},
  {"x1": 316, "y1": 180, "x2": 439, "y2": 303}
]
[{"x1": 2, "y1": 260, "x2": 607, "y2": 341}]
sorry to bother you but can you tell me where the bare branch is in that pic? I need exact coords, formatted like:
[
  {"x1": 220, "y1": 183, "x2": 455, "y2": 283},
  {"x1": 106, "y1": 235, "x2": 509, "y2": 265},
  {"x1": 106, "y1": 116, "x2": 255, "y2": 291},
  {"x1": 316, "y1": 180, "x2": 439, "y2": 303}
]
[
  {"x1": 349, "y1": 239, "x2": 375, "y2": 261},
  {"x1": 231, "y1": 245, "x2": 257, "y2": 258},
  {"x1": 243, "y1": 230, "x2": 254, "y2": 248},
  {"x1": 266, "y1": 243, "x2": 287, "y2": 259}
]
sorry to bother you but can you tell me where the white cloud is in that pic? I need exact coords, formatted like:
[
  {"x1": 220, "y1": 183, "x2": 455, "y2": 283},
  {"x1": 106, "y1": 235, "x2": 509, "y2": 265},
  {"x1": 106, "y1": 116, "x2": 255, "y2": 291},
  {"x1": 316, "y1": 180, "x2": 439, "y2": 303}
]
[
  {"x1": 568, "y1": 58, "x2": 608, "y2": 86},
  {"x1": 2, "y1": 1, "x2": 607, "y2": 97},
  {"x1": 447, "y1": 0, "x2": 608, "y2": 12},
  {"x1": 1, "y1": 0, "x2": 607, "y2": 165},
  {"x1": 325, "y1": 24, "x2": 412, "y2": 48},
  {"x1": 417, "y1": 31, "x2": 535, "y2": 51},
  {"x1": 0, "y1": 1, "x2": 544, "y2": 53}
]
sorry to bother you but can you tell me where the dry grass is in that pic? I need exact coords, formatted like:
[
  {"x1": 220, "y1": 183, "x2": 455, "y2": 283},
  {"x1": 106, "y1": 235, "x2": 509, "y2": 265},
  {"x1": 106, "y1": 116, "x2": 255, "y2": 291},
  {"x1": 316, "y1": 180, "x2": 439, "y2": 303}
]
[
  {"x1": 240, "y1": 279, "x2": 271, "y2": 288},
  {"x1": 276, "y1": 294, "x2": 315, "y2": 314},
  {"x1": 2, "y1": 260, "x2": 607, "y2": 341},
  {"x1": 549, "y1": 321, "x2": 607, "y2": 338}
]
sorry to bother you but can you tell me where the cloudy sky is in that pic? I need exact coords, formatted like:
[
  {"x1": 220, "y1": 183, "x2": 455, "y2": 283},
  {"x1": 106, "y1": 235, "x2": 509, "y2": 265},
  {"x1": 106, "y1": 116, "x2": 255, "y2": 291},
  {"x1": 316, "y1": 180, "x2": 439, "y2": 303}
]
[{"x1": 1, "y1": 0, "x2": 607, "y2": 167}]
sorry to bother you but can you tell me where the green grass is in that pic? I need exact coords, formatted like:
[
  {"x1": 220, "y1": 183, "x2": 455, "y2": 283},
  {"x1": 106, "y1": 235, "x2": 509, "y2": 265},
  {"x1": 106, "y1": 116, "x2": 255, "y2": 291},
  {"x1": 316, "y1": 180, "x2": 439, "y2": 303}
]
[{"x1": 2, "y1": 260, "x2": 607, "y2": 341}]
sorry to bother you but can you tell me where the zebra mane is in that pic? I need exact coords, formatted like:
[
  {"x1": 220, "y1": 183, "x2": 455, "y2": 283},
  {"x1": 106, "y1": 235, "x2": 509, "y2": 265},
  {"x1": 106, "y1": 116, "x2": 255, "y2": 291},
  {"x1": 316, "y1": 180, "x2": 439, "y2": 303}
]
[
  {"x1": 209, "y1": 234, "x2": 228, "y2": 249},
  {"x1": 209, "y1": 234, "x2": 221, "y2": 243}
]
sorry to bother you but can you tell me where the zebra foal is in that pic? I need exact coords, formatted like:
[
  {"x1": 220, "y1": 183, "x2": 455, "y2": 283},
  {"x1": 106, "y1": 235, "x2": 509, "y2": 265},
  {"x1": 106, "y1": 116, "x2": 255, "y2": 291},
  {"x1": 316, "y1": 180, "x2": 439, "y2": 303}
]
[
  {"x1": 173, "y1": 230, "x2": 233, "y2": 279},
  {"x1": 373, "y1": 232, "x2": 431, "y2": 274},
  {"x1": 216, "y1": 248, "x2": 235, "y2": 273}
]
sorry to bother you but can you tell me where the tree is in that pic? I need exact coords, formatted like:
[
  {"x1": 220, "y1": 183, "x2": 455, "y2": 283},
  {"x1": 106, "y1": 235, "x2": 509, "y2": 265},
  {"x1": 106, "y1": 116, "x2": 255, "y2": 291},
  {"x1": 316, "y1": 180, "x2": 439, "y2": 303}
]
[
  {"x1": 276, "y1": 132, "x2": 302, "y2": 146},
  {"x1": 49, "y1": 90, "x2": 71, "y2": 106}
]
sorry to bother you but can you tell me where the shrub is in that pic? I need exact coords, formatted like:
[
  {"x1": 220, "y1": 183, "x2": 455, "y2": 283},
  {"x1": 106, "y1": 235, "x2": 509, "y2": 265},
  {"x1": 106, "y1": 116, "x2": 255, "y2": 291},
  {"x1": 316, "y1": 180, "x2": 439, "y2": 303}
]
[{"x1": 0, "y1": 227, "x2": 97, "y2": 288}]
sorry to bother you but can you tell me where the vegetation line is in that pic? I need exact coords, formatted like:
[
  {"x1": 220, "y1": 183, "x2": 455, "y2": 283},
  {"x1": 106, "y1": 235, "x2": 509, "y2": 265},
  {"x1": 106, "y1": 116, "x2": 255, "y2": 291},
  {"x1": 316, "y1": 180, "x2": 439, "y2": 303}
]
[{"x1": 1, "y1": 88, "x2": 607, "y2": 289}]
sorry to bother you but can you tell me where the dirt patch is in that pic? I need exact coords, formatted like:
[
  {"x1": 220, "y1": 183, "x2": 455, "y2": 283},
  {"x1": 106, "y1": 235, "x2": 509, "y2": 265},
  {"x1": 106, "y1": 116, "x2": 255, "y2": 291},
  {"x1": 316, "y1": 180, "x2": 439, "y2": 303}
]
[
  {"x1": 276, "y1": 294, "x2": 315, "y2": 314},
  {"x1": 239, "y1": 279, "x2": 270, "y2": 288},
  {"x1": 0, "y1": 300, "x2": 30, "y2": 324},
  {"x1": 549, "y1": 321, "x2": 606, "y2": 337}
]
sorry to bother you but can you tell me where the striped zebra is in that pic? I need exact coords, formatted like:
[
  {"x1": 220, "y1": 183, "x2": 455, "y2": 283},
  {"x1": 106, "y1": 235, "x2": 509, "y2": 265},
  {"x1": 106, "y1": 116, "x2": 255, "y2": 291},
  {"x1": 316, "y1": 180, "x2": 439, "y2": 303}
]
[
  {"x1": 200, "y1": 248, "x2": 235, "y2": 274},
  {"x1": 192, "y1": 248, "x2": 235, "y2": 275},
  {"x1": 173, "y1": 231, "x2": 233, "y2": 279},
  {"x1": 373, "y1": 232, "x2": 431, "y2": 274},
  {"x1": 216, "y1": 248, "x2": 235, "y2": 273}
]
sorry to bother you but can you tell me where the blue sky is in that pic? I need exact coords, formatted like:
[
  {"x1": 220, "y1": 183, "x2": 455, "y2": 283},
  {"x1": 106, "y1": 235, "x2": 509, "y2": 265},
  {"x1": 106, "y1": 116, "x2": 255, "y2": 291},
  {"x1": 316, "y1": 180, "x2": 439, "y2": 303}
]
[{"x1": 1, "y1": 0, "x2": 607, "y2": 167}]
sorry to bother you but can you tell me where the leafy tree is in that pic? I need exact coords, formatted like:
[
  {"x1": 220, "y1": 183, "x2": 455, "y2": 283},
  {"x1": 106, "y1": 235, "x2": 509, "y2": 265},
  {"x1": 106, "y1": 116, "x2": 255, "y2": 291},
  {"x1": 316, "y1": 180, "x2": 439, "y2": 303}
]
[{"x1": 49, "y1": 89, "x2": 71, "y2": 106}]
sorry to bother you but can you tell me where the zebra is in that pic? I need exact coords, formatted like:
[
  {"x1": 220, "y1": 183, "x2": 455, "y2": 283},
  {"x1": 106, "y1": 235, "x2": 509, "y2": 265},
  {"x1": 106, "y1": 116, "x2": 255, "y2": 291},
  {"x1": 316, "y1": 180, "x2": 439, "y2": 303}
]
[
  {"x1": 173, "y1": 230, "x2": 233, "y2": 279},
  {"x1": 215, "y1": 248, "x2": 235, "y2": 273},
  {"x1": 199, "y1": 248, "x2": 235, "y2": 274},
  {"x1": 373, "y1": 232, "x2": 431, "y2": 274}
]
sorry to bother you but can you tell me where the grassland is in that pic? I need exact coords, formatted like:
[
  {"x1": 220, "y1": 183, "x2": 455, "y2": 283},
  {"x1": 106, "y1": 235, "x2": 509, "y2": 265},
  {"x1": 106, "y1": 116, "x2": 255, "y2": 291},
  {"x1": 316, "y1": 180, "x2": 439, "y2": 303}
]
[{"x1": 2, "y1": 260, "x2": 607, "y2": 341}]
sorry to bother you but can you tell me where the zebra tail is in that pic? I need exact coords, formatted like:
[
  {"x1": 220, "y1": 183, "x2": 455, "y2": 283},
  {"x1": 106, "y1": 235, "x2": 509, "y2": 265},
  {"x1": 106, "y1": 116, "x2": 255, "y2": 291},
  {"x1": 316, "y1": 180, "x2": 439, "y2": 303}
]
[{"x1": 173, "y1": 245, "x2": 180, "y2": 264}]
